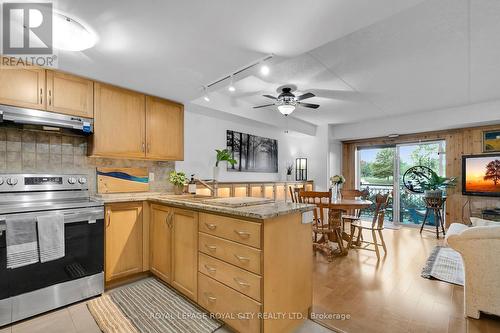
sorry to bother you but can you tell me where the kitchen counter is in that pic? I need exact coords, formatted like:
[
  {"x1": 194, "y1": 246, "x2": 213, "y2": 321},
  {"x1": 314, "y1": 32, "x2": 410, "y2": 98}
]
[{"x1": 94, "y1": 192, "x2": 315, "y2": 220}]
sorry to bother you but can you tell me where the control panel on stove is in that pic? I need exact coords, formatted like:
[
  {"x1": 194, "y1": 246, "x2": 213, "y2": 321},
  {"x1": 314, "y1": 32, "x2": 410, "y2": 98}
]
[{"x1": 0, "y1": 174, "x2": 89, "y2": 192}]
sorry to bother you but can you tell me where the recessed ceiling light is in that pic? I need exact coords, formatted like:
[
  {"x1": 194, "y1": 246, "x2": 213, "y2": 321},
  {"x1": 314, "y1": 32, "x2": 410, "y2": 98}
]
[
  {"x1": 53, "y1": 13, "x2": 97, "y2": 51},
  {"x1": 260, "y1": 65, "x2": 270, "y2": 76}
]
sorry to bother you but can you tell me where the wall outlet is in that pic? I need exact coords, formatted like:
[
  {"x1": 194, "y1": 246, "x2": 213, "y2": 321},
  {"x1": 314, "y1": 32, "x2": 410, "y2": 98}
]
[{"x1": 149, "y1": 172, "x2": 154, "y2": 182}]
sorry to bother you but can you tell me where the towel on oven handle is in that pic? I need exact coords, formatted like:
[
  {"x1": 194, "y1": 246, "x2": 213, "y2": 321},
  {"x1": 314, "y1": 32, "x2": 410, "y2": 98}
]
[
  {"x1": 37, "y1": 214, "x2": 65, "y2": 263},
  {"x1": 6, "y1": 216, "x2": 39, "y2": 268}
]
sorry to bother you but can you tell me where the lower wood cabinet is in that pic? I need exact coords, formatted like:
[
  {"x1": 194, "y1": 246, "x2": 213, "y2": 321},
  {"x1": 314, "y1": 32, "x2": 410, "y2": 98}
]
[
  {"x1": 150, "y1": 204, "x2": 198, "y2": 301},
  {"x1": 105, "y1": 202, "x2": 144, "y2": 282}
]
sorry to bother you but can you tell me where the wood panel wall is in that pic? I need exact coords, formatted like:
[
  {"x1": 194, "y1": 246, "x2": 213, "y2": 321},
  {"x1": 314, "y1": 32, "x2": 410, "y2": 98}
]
[{"x1": 341, "y1": 124, "x2": 500, "y2": 226}]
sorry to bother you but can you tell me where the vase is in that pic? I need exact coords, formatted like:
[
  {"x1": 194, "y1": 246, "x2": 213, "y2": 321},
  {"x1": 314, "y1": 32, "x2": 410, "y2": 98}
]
[
  {"x1": 286, "y1": 174, "x2": 293, "y2": 181},
  {"x1": 174, "y1": 185, "x2": 184, "y2": 195},
  {"x1": 213, "y1": 166, "x2": 220, "y2": 181},
  {"x1": 332, "y1": 184, "x2": 342, "y2": 202}
]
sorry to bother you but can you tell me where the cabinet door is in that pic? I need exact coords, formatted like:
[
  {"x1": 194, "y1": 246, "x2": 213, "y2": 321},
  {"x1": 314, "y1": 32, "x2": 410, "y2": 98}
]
[
  {"x1": 150, "y1": 205, "x2": 172, "y2": 283},
  {"x1": 92, "y1": 83, "x2": 146, "y2": 158},
  {"x1": 46, "y1": 71, "x2": 93, "y2": 118},
  {"x1": 145, "y1": 96, "x2": 184, "y2": 160},
  {"x1": 105, "y1": 203, "x2": 143, "y2": 282},
  {"x1": 171, "y1": 208, "x2": 198, "y2": 301},
  {"x1": 0, "y1": 66, "x2": 45, "y2": 109}
]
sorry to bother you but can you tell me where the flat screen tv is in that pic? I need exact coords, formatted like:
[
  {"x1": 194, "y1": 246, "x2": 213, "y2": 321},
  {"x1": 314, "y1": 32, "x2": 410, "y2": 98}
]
[{"x1": 462, "y1": 154, "x2": 500, "y2": 197}]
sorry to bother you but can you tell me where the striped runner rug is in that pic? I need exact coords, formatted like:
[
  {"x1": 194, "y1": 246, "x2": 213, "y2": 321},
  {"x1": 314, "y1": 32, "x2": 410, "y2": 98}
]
[{"x1": 88, "y1": 278, "x2": 222, "y2": 333}]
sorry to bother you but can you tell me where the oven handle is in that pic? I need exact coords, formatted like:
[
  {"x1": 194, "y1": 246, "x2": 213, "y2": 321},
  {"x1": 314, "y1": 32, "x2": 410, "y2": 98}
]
[{"x1": 0, "y1": 207, "x2": 104, "y2": 232}]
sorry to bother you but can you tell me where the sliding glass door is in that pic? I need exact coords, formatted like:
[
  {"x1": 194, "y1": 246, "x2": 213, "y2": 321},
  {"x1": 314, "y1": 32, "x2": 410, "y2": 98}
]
[{"x1": 357, "y1": 140, "x2": 445, "y2": 225}]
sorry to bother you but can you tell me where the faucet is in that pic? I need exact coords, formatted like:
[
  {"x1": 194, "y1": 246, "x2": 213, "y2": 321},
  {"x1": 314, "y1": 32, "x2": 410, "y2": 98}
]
[{"x1": 196, "y1": 178, "x2": 218, "y2": 197}]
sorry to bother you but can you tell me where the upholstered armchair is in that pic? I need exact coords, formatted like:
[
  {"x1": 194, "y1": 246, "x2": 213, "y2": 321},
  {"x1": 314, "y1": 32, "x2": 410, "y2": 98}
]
[{"x1": 446, "y1": 222, "x2": 500, "y2": 319}]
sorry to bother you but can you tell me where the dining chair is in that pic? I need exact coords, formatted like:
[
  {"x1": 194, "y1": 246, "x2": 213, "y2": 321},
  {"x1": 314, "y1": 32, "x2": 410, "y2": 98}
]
[
  {"x1": 341, "y1": 188, "x2": 369, "y2": 230},
  {"x1": 348, "y1": 192, "x2": 390, "y2": 260},
  {"x1": 298, "y1": 190, "x2": 338, "y2": 259},
  {"x1": 289, "y1": 187, "x2": 301, "y2": 203}
]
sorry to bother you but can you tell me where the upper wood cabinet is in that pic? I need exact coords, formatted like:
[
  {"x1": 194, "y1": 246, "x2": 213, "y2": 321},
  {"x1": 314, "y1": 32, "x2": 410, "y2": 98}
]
[
  {"x1": 46, "y1": 71, "x2": 93, "y2": 118},
  {"x1": 105, "y1": 202, "x2": 144, "y2": 282},
  {"x1": 150, "y1": 204, "x2": 172, "y2": 283},
  {"x1": 145, "y1": 96, "x2": 184, "y2": 160},
  {"x1": 92, "y1": 83, "x2": 146, "y2": 159},
  {"x1": 0, "y1": 66, "x2": 46, "y2": 109}
]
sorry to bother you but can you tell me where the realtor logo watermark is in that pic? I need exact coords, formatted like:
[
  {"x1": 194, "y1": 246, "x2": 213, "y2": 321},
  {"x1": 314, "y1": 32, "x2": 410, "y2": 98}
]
[{"x1": 1, "y1": 2, "x2": 57, "y2": 67}]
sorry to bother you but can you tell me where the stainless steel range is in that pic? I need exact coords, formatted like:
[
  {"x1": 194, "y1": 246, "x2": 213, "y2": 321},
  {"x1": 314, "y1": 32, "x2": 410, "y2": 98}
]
[{"x1": 0, "y1": 174, "x2": 104, "y2": 326}]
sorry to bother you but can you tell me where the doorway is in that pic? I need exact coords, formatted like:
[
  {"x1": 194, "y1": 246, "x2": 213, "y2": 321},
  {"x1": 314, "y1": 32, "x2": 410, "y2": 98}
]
[{"x1": 356, "y1": 140, "x2": 446, "y2": 225}]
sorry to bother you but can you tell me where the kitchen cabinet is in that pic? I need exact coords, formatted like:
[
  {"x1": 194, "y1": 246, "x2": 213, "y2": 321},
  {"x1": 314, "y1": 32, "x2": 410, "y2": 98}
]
[
  {"x1": 171, "y1": 208, "x2": 198, "y2": 301},
  {"x1": 145, "y1": 96, "x2": 184, "y2": 160},
  {"x1": 105, "y1": 202, "x2": 143, "y2": 282},
  {"x1": 0, "y1": 66, "x2": 46, "y2": 109},
  {"x1": 150, "y1": 204, "x2": 172, "y2": 283},
  {"x1": 92, "y1": 83, "x2": 146, "y2": 159},
  {"x1": 46, "y1": 71, "x2": 93, "y2": 118}
]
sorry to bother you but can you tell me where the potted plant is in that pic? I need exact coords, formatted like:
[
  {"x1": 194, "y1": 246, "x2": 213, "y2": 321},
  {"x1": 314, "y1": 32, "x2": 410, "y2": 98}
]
[
  {"x1": 214, "y1": 149, "x2": 237, "y2": 181},
  {"x1": 330, "y1": 174, "x2": 346, "y2": 202},
  {"x1": 419, "y1": 170, "x2": 457, "y2": 198},
  {"x1": 168, "y1": 171, "x2": 187, "y2": 195},
  {"x1": 285, "y1": 163, "x2": 293, "y2": 181}
]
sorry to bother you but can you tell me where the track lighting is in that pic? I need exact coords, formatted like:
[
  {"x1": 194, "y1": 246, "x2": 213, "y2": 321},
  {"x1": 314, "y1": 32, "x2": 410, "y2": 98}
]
[
  {"x1": 228, "y1": 76, "x2": 236, "y2": 92},
  {"x1": 260, "y1": 64, "x2": 270, "y2": 76}
]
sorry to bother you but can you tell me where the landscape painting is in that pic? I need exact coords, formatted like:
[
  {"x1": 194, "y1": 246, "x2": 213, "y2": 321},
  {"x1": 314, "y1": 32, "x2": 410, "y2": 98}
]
[
  {"x1": 483, "y1": 130, "x2": 500, "y2": 152},
  {"x1": 226, "y1": 130, "x2": 278, "y2": 173},
  {"x1": 464, "y1": 156, "x2": 500, "y2": 194}
]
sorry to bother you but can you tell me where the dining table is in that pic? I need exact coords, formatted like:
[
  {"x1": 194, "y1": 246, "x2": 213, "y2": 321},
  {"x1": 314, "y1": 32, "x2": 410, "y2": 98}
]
[{"x1": 322, "y1": 199, "x2": 372, "y2": 257}]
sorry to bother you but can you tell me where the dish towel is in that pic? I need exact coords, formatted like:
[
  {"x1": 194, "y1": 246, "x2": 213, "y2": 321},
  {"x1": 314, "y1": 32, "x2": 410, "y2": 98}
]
[
  {"x1": 6, "y1": 216, "x2": 39, "y2": 269},
  {"x1": 37, "y1": 214, "x2": 65, "y2": 263}
]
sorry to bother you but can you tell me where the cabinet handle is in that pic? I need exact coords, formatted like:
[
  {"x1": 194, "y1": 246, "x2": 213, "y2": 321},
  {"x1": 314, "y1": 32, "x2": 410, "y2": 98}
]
[
  {"x1": 141, "y1": 142, "x2": 145, "y2": 152},
  {"x1": 205, "y1": 223, "x2": 217, "y2": 230},
  {"x1": 167, "y1": 212, "x2": 174, "y2": 228},
  {"x1": 234, "y1": 254, "x2": 250, "y2": 262},
  {"x1": 40, "y1": 88, "x2": 43, "y2": 104},
  {"x1": 234, "y1": 230, "x2": 250, "y2": 239},
  {"x1": 233, "y1": 277, "x2": 250, "y2": 287},
  {"x1": 147, "y1": 143, "x2": 150, "y2": 153},
  {"x1": 48, "y1": 89, "x2": 52, "y2": 106},
  {"x1": 204, "y1": 264, "x2": 216, "y2": 273},
  {"x1": 204, "y1": 244, "x2": 217, "y2": 251},
  {"x1": 106, "y1": 211, "x2": 111, "y2": 227},
  {"x1": 204, "y1": 292, "x2": 217, "y2": 302}
]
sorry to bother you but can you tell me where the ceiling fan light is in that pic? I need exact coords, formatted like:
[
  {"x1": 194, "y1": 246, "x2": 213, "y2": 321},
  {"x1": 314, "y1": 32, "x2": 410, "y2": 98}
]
[
  {"x1": 260, "y1": 65, "x2": 270, "y2": 76},
  {"x1": 277, "y1": 104, "x2": 295, "y2": 115}
]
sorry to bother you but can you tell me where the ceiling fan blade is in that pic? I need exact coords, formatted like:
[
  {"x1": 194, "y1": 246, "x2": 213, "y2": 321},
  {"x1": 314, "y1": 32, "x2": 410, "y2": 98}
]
[
  {"x1": 296, "y1": 92, "x2": 315, "y2": 101},
  {"x1": 263, "y1": 94, "x2": 277, "y2": 100},
  {"x1": 298, "y1": 102, "x2": 320, "y2": 109},
  {"x1": 253, "y1": 104, "x2": 275, "y2": 109}
]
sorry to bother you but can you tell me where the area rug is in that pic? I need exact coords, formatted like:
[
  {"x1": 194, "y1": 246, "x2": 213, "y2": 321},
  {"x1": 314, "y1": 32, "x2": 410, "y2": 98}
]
[
  {"x1": 87, "y1": 278, "x2": 222, "y2": 333},
  {"x1": 421, "y1": 246, "x2": 464, "y2": 286}
]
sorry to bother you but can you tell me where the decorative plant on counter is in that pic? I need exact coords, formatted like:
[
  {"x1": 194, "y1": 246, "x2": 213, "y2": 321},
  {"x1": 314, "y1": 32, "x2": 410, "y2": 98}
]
[
  {"x1": 286, "y1": 163, "x2": 294, "y2": 181},
  {"x1": 330, "y1": 174, "x2": 346, "y2": 202},
  {"x1": 213, "y1": 149, "x2": 237, "y2": 181},
  {"x1": 168, "y1": 171, "x2": 187, "y2": 195}
]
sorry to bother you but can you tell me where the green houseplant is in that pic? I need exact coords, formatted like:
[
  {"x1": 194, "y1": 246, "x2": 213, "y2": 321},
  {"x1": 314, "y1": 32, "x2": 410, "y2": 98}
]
[
  {"x1": 213, "y1": 149, "x2": 237, "y2": 180},
  {"x1": 418, "y1": 170, "x2": 457, "y2": 198},
  {"x1": 168, "y1": 171, "x2": 187, "y2": 195}
]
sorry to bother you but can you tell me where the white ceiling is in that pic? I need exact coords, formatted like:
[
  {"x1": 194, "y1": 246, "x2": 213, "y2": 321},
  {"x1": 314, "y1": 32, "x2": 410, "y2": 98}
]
[
  {"x1": 37, "y1": 0, "x2": 500, "y2": 130},
  {"x1": 44, "y1": 0, "x2": 423, "y2": 103}
]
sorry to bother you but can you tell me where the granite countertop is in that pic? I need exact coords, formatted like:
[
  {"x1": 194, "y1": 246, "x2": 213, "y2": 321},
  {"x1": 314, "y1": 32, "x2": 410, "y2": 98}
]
[{"x1": 93, "y1": 192, "x2": 315, "y2": 220}]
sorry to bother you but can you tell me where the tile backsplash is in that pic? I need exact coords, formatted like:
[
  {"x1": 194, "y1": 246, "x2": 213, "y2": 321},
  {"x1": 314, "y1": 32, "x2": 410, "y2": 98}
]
[{"x1": 0, "y1": 127, "x2": 175, "y2": 193}]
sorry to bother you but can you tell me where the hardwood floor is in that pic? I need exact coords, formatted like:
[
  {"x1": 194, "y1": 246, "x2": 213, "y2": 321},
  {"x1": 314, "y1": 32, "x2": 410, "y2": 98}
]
[{"x1": 311, "y1": 227, "x2": 500, "y2": 333}]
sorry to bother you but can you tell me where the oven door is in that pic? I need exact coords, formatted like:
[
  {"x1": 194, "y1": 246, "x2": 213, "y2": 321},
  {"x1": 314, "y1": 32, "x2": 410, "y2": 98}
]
[
  {"x1": 1, "y1": 207, "x2": 104, "y2": 298},
  {"x1": 0, "y1": 225, "x2": 11, "y2": 325}
]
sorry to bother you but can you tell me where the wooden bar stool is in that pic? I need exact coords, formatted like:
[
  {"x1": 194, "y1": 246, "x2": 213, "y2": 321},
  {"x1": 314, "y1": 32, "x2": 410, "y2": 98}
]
[{"x1": 420, "y1": 197, "x2": 446, "y2": 239}]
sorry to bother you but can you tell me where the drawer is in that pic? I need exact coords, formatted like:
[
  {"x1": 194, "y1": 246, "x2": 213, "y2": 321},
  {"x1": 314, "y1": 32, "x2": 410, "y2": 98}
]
[
  {"x1": 198, "y1": 272, "x2": 261, "y2": 333},
  {"x1": 199, "y1": 213, "x2": 261, "y2": 248},
  {"x1": 199, "y1": 233, "x2": 262, "y2": 275},
  {"x1": 199, "y1": 253, "x2": 262, "y2": 302}
]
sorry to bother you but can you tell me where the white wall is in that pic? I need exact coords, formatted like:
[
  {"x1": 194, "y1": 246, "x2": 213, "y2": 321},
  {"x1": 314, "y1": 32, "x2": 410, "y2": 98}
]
[
  {"x1": 176, "y1": 104, "x2": 330, "y2": 190},
  {"x1": 330, "y1": 99, "x2": 500, "y2": 141}
]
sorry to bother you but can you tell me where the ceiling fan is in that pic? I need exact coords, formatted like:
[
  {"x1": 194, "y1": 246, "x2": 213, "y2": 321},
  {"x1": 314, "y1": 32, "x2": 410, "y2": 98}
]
[{"x1": 253, "y1": 86, "x2": 319, "y2": 115}]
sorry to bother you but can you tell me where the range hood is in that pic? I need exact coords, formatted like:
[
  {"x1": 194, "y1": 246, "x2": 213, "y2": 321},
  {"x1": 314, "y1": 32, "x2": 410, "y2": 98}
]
[{"x1": 0, "y1": 104, "x2": 93, "y2": 133}]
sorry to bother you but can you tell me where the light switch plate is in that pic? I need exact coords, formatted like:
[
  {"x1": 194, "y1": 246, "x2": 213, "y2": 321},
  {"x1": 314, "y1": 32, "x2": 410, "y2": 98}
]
[
  {"x1": 149, "y1": 172, "x2": 154, "y2": 182},
  {"x1": 302, "y1": 210, "x2": 314, "y2": 224}
]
